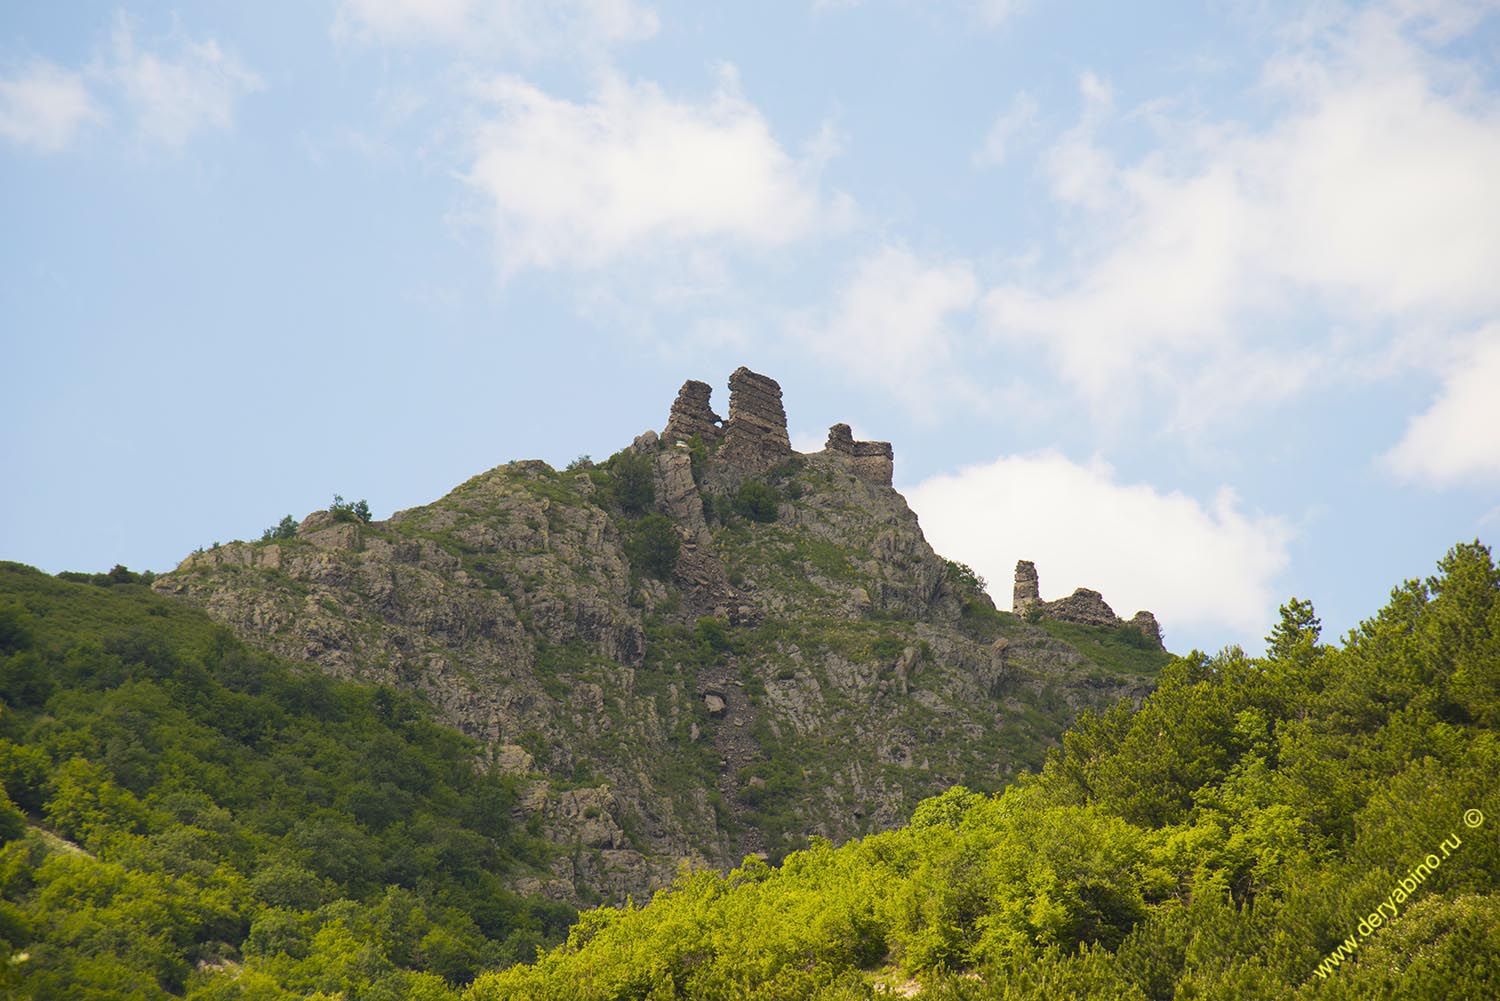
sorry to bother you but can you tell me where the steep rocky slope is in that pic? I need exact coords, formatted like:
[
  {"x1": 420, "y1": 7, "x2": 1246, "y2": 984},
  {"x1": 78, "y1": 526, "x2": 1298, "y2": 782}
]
[{"x1": 154, "y1": 368, "x2": 1169, "y2": 903}]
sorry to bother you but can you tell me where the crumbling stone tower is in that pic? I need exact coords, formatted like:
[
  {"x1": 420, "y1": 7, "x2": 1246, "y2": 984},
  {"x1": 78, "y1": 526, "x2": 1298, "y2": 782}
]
[
  {"x1": 721, "y1": 366, "x2": 792, "y2": 474},
  {"x1": 1013, "y1": 560, "x2": 1040, "y2": 614},
  {"x1": 663, "y1": 379, "x2": 723, "y2": 446}
]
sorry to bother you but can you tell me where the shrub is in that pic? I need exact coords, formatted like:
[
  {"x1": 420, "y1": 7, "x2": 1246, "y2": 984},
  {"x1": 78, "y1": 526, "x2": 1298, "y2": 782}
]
[
  {"x1": 625, "y1": 514, "x2": 680, "y2": 580},
  {"x1": 693, "y1": 618, "x2": 733, "y2": 659},
  {"x1": 686, "y1": 435, "x2": 709, "y2": 486},
  {"x1": 605, "y1": 451, "x2": 655, "y2": 515},
  {"x1": 733, "y1": 481, "x2": 780, "y2": 523},
  {"x1": 0, "y1": 604, "x2": 33, "y2": 655},
  {"x1": 330, "y1": 495, "x2": 372, "y2": 524},
  {"x1": 261, "y1": 515, "x2": 299, "y2": 541},
  {"x1": 945, "y1": 560, "x2": 987, "y2": 594},
  {"x1": 0, "y1": 788, "x2": 25, "y2": 843},
  {"x1": 56, "y1": 566, "x2": 155, "y2": 588}
]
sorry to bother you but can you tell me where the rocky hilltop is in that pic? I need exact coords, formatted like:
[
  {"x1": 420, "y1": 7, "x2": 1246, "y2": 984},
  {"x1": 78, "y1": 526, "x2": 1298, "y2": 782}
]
[{"x1": 154, "y1": 368, "x2": 1169, "y2": 903}]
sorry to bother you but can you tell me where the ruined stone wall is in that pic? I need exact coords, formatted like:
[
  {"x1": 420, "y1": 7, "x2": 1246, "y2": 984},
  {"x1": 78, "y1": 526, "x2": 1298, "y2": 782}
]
[
  {"x1": 1013, "y1": 560, "x2": 1164, "y2": 648},
  {"x1": 661, "y1": 367, "x2": 896, "y2": 487},
  {"x1": 663, "y1": 379, "x2": 723, "y2": 445},
  {"x1": 824, "y1": 423, "x2": 894, "y2": 486}
]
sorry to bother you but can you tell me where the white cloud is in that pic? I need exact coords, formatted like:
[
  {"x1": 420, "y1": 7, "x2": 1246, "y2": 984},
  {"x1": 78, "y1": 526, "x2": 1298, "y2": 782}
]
[
  {"x1": 814, "y1": 0, "x2": 1028, "y2": 25},
  {"x1": 789, "y1": 244, "x2": 979, "y2": 417},
  {"x1": 107, "y1": 16, "x2": 263, "y2": 149},
  {"x1": 974, "y1": 0, "x2": 1029, "y2": 26},
  {"x1": 1383, "y1": 330, "x2": 1500, "y2": 486},
  {"x1": 333, "y1": 0, "x2": 658, "y2": 57},
  {"x1": 974, "y1": 91, "x2": 1037, "y2": 166},
  {"x1": 0, "y1": 61, "x2": 101, "y2": 153},
  {"x1": 1038, "y1": 71, "x2": 1116, "y2": 210},
  {"x1": 0, "y1": 17, "x2": 259, "y2": 154},
  {"x1": 463, "y1": 70, "x2": 842, "y2": 277},
  {"x1": 906, "y1": 451, "x2": 1292, "y2": 643},
  {"x1": 983, "y1": 3, "x2": 1500, "y2": 432}
]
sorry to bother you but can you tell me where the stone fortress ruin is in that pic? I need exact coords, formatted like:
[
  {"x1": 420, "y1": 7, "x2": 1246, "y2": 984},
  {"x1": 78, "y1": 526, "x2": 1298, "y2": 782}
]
[
  {"x1": 1012, "y1": 559, "x2": 1163, "y2": 648},
  {"x1": 659, "y1": 366, "x2": 1162, "y2": 648},
  {"x1": 663, "y1": 366, "x2": 894, "y2": 486}
]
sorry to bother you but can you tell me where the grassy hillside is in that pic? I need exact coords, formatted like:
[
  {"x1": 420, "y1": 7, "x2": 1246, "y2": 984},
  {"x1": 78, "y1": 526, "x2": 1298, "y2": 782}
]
[
  {"x1": 0, "y1": 562, "x2": 572, "y2": 1000},
  {"x1": 463, "y1": 541, "x2": 1500, "y2": 1000}
]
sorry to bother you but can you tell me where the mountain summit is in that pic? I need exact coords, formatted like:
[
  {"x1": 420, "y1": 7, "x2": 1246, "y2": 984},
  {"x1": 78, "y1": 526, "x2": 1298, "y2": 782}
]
[{"x1": 154, "y1": 368, "x2": 1169, "y2": 901}]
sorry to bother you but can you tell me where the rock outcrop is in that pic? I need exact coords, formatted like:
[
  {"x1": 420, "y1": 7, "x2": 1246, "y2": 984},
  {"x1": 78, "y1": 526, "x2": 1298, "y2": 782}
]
[
  {"x1": 823, "y1": 424, "x2": 894, "y2": 487},
  {"x1": 663, "y1": 379, "x2": 723, "y2": 446},
  {"x1": 721, "y1": 366, "x2": 791, "y2": 474},
  {"x1": 1043, "y1": 588, "x2": 1118, "y2": 628},
  {"x1": 1013, "y1": 560, "x2": 1164, "y2": 648},
  {"x1": 156, "y1": 368, "x2": 1168, "y2": 906}
]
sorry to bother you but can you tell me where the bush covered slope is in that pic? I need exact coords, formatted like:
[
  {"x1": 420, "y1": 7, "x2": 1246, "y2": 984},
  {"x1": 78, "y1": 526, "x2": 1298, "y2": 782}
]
[
  {"x1": 466, "y1": 542, "x2": 1500, "y2": 1000},
  {"x1": 0, "y1": 562, "x2": 572, "y2": 1000}
]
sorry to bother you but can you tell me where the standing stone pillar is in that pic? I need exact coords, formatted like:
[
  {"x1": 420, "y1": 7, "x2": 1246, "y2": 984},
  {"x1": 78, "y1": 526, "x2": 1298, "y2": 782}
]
[
  {"x1": 721, "y1": 367, "x2": 791, "y2": 474},
  {"x1": 1013, "y1": 560, "x2": 1040, "y2": 614}
]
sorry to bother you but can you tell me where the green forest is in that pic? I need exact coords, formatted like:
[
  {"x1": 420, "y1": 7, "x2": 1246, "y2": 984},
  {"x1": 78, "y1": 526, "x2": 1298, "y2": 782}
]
[
  {"x1": 2, "y1": 542, "x2": 1498, "y2": 999},
  {"x1": 0, "y1": 563, "x2": 573, "y2": 1000}
]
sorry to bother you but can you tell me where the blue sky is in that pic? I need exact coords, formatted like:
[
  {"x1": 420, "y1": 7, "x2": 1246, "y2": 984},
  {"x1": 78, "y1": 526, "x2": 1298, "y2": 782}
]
[{"x1": 3, "y1": 0, "x2": 1498, "y2": 654}]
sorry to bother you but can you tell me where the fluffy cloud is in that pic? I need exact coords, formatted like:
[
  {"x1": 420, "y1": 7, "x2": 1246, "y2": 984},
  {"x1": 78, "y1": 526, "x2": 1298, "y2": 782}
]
[
  {"x1": 333, "y1": 0, "x2": 658, "y2": 57},
  {"x1": 108, "y1": 17, "x2": 263, "y2": 149},
  {"x1": 0, "y1": 61, "x2": 101, "y2": 153},
  {"x1": 984, "y1": 3, "x2": 1500, "y2": 429},
  {"x1": 464, "y1": 71, "x2": 841, "y2": 277},
  {"x1": 0, "y1": 17, "x2": 259, "y2": 154},
  {"x1": 905, "y1": 451, "x2": 1291, "y2": 644},
  {"x1": 814, "y1": 0, "x2": 1028, "y2": 25},
  {"x1": 973, "y1": 91, "x2": 1037, "y2": 167},
  {"x1": 1383, "y1": 331, "x2": 1500, "y2": 486},
  {"x1": 789, "y1": 244, "x2": 979, "y2": 416}
]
